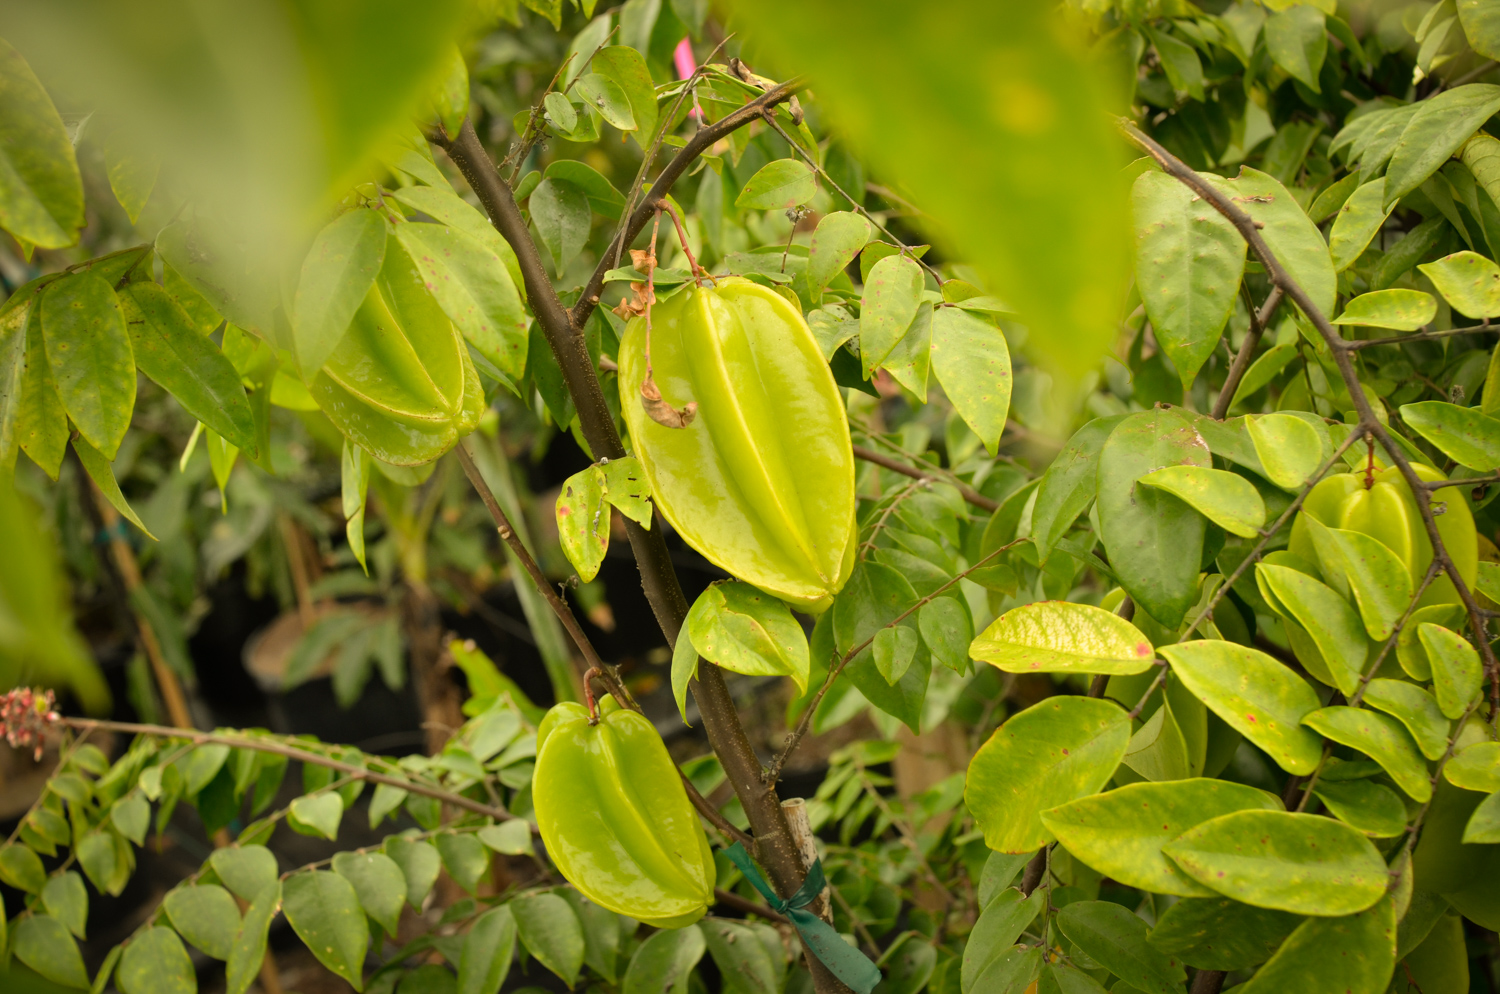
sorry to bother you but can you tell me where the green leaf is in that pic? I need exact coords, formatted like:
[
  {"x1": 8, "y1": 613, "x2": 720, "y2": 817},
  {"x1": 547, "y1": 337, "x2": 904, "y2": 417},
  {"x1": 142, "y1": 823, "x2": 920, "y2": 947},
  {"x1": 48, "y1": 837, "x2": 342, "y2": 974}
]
[
  {"x1": 342, "y1": 440, "x2": 371, "y2": 571},
  {"x1": 1257, "y1": 564, "x2": 1368, "y2": 695},
  {"x1": 1208, "y1": 168, "x2": 1336, "y2": 320},
  {"x1": 387, "y1": 185, "x2": 525, "y2": 299},
  {"x1": 558, "y1": 890, "x2": 625, "y2": 987},
  {"x1": 1147, "y1": 898, "x2": 1301, "y2": 972},
  {"x1": 1097, "y1": 408, "x2": 1210, "y2": 628},
  {"x1": 210, "y1": 846, "x2": 279, "y2": 903},
  {"x1": 530, "y1": 178, "x2": 592, "y2": 276},
  {"x1": 397, "y1": 223, "x2": 530, "y2": 382},
  {"x1": 1362, "y1": 678, "x2": 1450, "y2": 760},
  {"x1": 121, "y1": 282, "x2": 256, "y2": 453},
  {"x1": 965, "y1": 695, "x2": 1131, "y2": 853},
  {"x1": 833, "y1": 559, "x2": 928, "y2": 732},
  {"x1": 1446, "y1": 740, "x2": 1500, "y2": 791},
  {"x1": 1331, "y1": 289, "x2": 1437, "y2": 331},
  {"x1": 1031, "y1": 415, "x2": 1126, "y2": 562},
  {"x1": 0, "y1": 842, "x2": 46, "y2": 893},
  {"x1": 677, "y1": 581, "x2": 810, "y2": 716},
  {"x1": 1143, "y1": 25, "x2": 1205, "y2": 100},
  {"x1": 1137, "y1": 465, "x2": 1265, "y2": 538},
  {"x1": 1398, "y1": 908, "x2": 1469, "y2": 990},
  {"x1": 544, "y1": 160, "x2": 626, "y2": 220},
  {"x1": 13, "y1": 915, "x2": 88, "y2": 988},
  {"x1": 117, "y1": 927, "x2": 195, "y2": 994},
  {"x1": 970, "y1": 601, "x2": 1155, "y2": 675},
  {"x1": 478, "y1": 819, "x2": 534, "y2": 856},
  {"x1": 283, "y1": 871, "x2": 369, "y2": 990},
  {"x1": 808, "y1": 212, "x2": 871, "y2": 292},
  {"x1": 1312, "y1": 778, "x2": 1408, "y2": 837},
  {"x1": 735, "y1": 159, "x2": 816, "y2": 210},
  {"x1": 574, "y1": 73, "x2": 636, "y2": 131},
  {"x1": 1044, "y1": 779, "x2": 1284, "y2": 898},
  {"x1": 1301, "y1": 706, "x2": 1432, "y2": 801},
  {"x1": 1386, "y1": 86, "x2": 1500, "y2": 209},
  {"x1": 963, "y1": 888, "x2": 1047, "y2": 993},
  {"x1": 964, "y1": 944, "x2": 1042, "y2": 994},
  {"x1": 930, "y1": 306, "x2": 1012, "y2": 454},
  {"x1": 873, "y1": 624, "x2": 919, "y2": 683},
  {"x1": 1131, "y1": 169, "x2": 1246, "y2": 389},
  {"x1": 384, "y1": 836, "x2": 441, "y2": 908},
  {"x1": 1233, "y1": 893, "x2": 1396, "y2": 994},
  {"x1": 226, "y1": 881, "x2": 281, "y2": 994},
  {"x1": 1400, "y1": 400, "x2": 1500, "y2": 471},
  {"x1": 435, "y1": 831, "x2": 490, "y2": 895},
  {"x1": 333, "y1": 851, "x2": 407, "y2": 936},
  {"x1": 1316, "y1": 527, "x2": 1413, "y2": 641},
  {"x1": 621, "y1": 924, "x2": 705, "y2": 994},
  {"x1": 859, "y1": 254, "x2": 924, "y2": 376},
  {"x1": 512, "y1": 892, "x2": 585, "y2": 987},
  {"x1": 288, "y1": 792, "x2": 344, "y2": 841},
  {"x1": 1327, "y1": 179, "x2": 1394, "y2": 272},
  {"x1": 1247, "y1": 413, "x2": 1321, "y2": 490},
  {"x1": 1308, "y1": 171, "x2": 1361, "y2": 222},
  {"x1": 293, "y1": 208, "x2": 386, "y2": 380},
  {"x1": 41, "y1": 273, "x2": 134, "y2": 459},
  {"x1": 1419, "y1": 623, "x2": 1483, "y2": 718},
  {"x1": 458, "y1": 905, "x2": 517, "y2": 994},
  {"x1": 75, "y1": 831, "x2": 120, "y2": 897},
  {"x1": 1056, "y1": 901, "x2": 1186, "y2": 994},
  {"x1": 1265, "y1": 6, "x2": 1327, "y2": 91},
  {"x1": 72, "y1": 433, "x2": 155, "y2": 539},
  {"x1": 591, "y1": 47, "x2": 658, "y2": 149},
  {"x1": 1231, "y1": 342, "x2": 1298, "y2": 408},
  {"x1": 1162, "y1": 809, "x2": 1388, "y2": 915},
  {"x1": 1418, "y1": 250, "x2": 1500, "y2": 317},
  {"x1": 917, "y1": 596, "x2": 972, "y2": 674},
  {"x1": 543, "y1": 91, "x2": 576, "y2": 133},
  {"x1": 0, "y1": 39, "x2": 83, "y2": 248},
  {"x1": 164, "y1": 884, "x2": 241, "y2": 960},
  {"x1": 1397, "y1": 604, "x2": 1464, "y2": 680},
  {"x1": 556, "y1": 464, "x2": 609, "y2": 583},
  {"x1": 702, "y1": 919, "x2": 778, "y2": 994},
  {"x1": 1157, "y1": 641, "x2": 1324, "y2": 774},
  {"x1": 1463, "y1": 789, "x2": 1500, "y2": 842},
  {"x1": 41, "y1": 871, "x2": 88, "y2": 939}
]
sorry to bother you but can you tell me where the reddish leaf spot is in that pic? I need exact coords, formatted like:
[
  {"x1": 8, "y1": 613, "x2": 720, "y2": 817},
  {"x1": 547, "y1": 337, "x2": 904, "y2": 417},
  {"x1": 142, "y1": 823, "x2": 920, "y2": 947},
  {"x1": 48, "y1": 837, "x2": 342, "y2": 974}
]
[{"x1": 1135, "y1": 642, "x2": 1152, "y2": 657}]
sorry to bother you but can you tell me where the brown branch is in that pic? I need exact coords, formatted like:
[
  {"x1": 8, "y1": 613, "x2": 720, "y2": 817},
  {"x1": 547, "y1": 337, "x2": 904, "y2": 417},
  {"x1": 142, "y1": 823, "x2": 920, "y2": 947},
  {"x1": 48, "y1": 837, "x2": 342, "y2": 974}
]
[
  {"x1": 569, "y1": 79, "x2": 805, "y2": 331},
  {"x1": 1121, "y1": 119, "x2": 1500, "y2": 719},
  {"x1": 715, "y1": 886, "x2": 789, "y2": 924},
  {"x1": 432, "y1": 119, "x2": 827, "y2": 976},
  {"x1": 851, "y1": 444, "x2": 999, "y2": 512},
  {"x1": 1342, "y1": 323, "x2": 1494, "y2": 350},
  {"x1": 1212, "y1": 286, "x2": 1284, "y2": 419}
]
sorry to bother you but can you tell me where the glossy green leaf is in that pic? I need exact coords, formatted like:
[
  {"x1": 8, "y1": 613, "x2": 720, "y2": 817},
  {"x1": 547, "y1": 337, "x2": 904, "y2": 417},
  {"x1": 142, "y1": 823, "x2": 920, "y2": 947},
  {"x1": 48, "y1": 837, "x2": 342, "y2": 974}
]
[
  {"x1": 1265, "y1": 6, "x2": 1327, "y2": 91},
  {"x1": 1362, "y1": 679, "x2": 1449, "y2": 761},
  {"x1": 1400, "y1": 400, "x2": 1500, "y2": 471},
  {"x1": 283, "y1": 871, "x2": 368, "y2": 990},
  {"x1": 1446, "y1": 740, "x2": 1500, "y2": 791},
  {"x1": 398, "y1": 222, "x2": 528, "y2": 380},
  {"x1": 332, "y1": 851, "x2": 406, "y2": 936},
  {"x1": 574, "y1": 73, "x2": 635, "y2": 131},
  {"x1": 1308, "y1": 171, "x2": 1361, "y2": 222},
  {"x1": 1327, "y1": 179, "x2": 1393, "y2": 271},
  {"x1": 1131, "y1": 169, "x2": 1246, "y2": 389},
  {"x1": 873, "y1": 623, "x2": 919, "y2": 684},
  {"x1": 556, "y1": 463, "x2": 609, "y2": 583},
  {"x1": 1387, "y1": 86, "x2": 1500, "y2": 208},
  {"x1": 1331, "y1": 289, "x2": 1437, "y2": 331},
  {"x1": 1316, "y1": 525, "x2": 1413, "y2": 641},
  {"x1": 1158, "y1": 641, "x2": 1324, "y2": 774},
  {"x1": 293, "y1": 208, "x2": 386, "y2": 380},
  {"x1": 1144, "y1": 24, "x2": 1205, "y2": 100},
  {"x1": 41, "y1": 871, "x2": 88, "y2": 940},
  {"x1": 930, "y1": 306, "x2": 1012, "y2": 454},
  {"x1": 210, "y1": 846, "x2": 279, "y2": 903},
  {"x1": 1162, "y1": 809, "x2": 1387, "y2": 915},
  {"x1": 1231, "y1": 342, "x2": 1297, "y2": 408},
  {"x1": 1302, "y1": 706, "x2": 1432, "y2": 801},
  {"x1": 544, "y1": 91, "x2": 576, "y2": 132},
  {"x1": 530, "y1": 177, "x2": 591, "y2": 276},
  {"x1": 807, "y1": 212, "x2": 871, "y2": 292},
  {"x1": 970, "y1": 600, "x2": 1155, "y2": 675},
  {"x1": 860, "y1": 254, "x2": 924, "y2": 375},
  {"x1": 962, "y1": 888, "x2": 1046, "y2": 993},
  {"x1": 1419, "y1": 622, "x2": 1483, "y2": 718},
  {"x1": 1044, "y1": 778, "x2": 1283, "y2": 898},
  {"x1": 964, "y1": 944, "x2": 1042, "y2": 994},
  {"x1": 0, "y1": 39, "x2": 83, "y2": 248},
  {"x1": 1257, "y1": 564, "x2": 1367, "y2": 694},
  {"x1": 13, "y1": 915, "x2": 88, "y2": 988},
  {"x1": 1397, "y1": 603, "x2": 1465, "y2": 680},
  {"x1": 41, "y1": 273, "x2": 134, "y2": 459},
  {"x1": 591, "y1": 47, "x2": 657, "y2": 149},
  {"x1": 121, "y1": 282, "x2": 256, "y2": 453},
  {"x1": 1208, "y1": 168, "x2": 1336, "y2": 320},
  {"x1": 288, "y1": 792, "x2": 344, "y2": 841},
  {"x1": 833, "y1": 559, "x2": 927, "y2": 731},
  {"x1": 1247, "y1": 412, "x2": 1321, "y2": 490},
  {"x1": 1138, "y1": 465, "x2": 1265, "y2": 538},
  {"x1": 1462, "y1": 788, "x2": 1500, "y2": 842},
  {"x1": 735, "y1": 159, "x2": 816, "y2": 210},
  {"x1": 1312, "y1": 778, "x2": 1408, "y2": 837},
  {"x1": 1031, "y1": 415, "x2": 1126, "y2": 562},
  {"x1": 387, "y1": 184, "x2": 524, "y2": 298},
  {"x1": 1055, "y1": 901, "x2": 1186, "y2": 994},
  {"x1": 1147, "y1": 898, "x2": 1301, "y2": 971},
  {"x1": 164, "y1": 884, "x2": 240, "y2": 960},
  {"x1": 477, "y1": 819, "x2": 532, "y2": 856},
  {"x1": 965, "y1": 695, "x2": 1131, "y2": 853},
  {"x1": 1418, "y1": 250, "x2": 1500, "y2": 317},
  {"x1": 458, "y1": 905, "x2": 517, "y2": 994},
  {"x1": 1234, "y1": 893, "x2": 1396, "y2": 994},
  {"x1": 513, "y1": 892, "x2": 585, "y2": 987},
  {"x1": 384, "y1": 836, "x2": 442, "y2": 908},
  {"x1": 1120, "y1": 697, "x2": 1194, "y2": 784},
  {"x1": 226, "y1": 881, "x2": 281, "y2": 994},
  {"x1": 1097, "y1": 407, "x2": 1210, "y2": 628},
  {"x1": 676, "y1": 581, "x2": 810, "y2": 719}
]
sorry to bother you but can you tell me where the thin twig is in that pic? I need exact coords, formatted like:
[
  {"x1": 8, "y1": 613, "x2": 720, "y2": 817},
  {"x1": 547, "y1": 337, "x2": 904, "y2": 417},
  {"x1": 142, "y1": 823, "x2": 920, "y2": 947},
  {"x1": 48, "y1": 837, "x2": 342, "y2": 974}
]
[
  {"x1": 1341, "y1": 323, "x2": 1495, "y2": 350},
  {"x1": 1211, "y1": 286, "x2": 1283, "y2": 419},
  {"x1": 851, "y1": 444, "x2": 998, "y2": 512}
]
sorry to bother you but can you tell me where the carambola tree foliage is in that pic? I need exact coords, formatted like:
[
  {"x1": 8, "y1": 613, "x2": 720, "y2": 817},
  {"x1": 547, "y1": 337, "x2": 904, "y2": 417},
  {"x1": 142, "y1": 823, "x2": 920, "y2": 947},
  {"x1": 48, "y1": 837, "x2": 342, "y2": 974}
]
[{"x1": 1, "y1": 0, "x2": 1500, "y2": 992}]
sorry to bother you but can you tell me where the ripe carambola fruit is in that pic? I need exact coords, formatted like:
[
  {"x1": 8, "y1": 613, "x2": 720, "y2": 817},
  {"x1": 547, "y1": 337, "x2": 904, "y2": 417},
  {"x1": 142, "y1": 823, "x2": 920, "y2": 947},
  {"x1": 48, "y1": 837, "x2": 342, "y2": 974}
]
[
  {"x1": 308, "y1": 229, "x2": 482, "y2": 466},
  {"x1": 1290, "y1": 463, "x2": 1477, "y2": 609},
  {"x1": 533, "y1": 696, "x2": 714, "y2": 927},
  {"x1": 619, "y1": 277, "x2": 855, "y2": 611}
]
